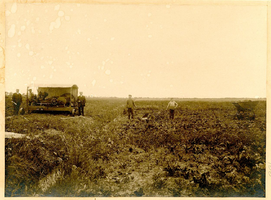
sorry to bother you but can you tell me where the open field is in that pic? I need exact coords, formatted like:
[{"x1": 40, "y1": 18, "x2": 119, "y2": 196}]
[{"x1": 5, "y1": 96, "x2": 266, "y2": 197}]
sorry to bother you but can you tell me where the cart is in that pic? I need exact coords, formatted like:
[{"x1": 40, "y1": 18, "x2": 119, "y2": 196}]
[
  {"x1": 27, "y1": 84, "x2": 79, "y2": 116},
  {"x1": 232, "y1": 100, "x2": 258, "y2": 120}
]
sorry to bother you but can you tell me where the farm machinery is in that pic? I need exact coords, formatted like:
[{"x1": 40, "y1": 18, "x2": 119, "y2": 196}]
[
  {"x1": 27, "y1": 84, "x2": 79, "y2": 115},
  {"x1": 232, "y1": 100, "x2": 258, "y2": 120}
]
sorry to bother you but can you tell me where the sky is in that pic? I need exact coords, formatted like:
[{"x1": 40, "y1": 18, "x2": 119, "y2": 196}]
[{"x1": 5, "y1": 3, "x2": 267, "y2": 98}]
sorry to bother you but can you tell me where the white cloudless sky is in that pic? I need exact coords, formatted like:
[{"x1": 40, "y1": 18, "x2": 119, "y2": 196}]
[{"x1": 5, "y1": 3, "x2": 267, "y2": 98}]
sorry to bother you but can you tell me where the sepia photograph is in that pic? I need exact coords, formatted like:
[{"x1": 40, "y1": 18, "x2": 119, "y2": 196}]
[{"x1": 2, "y1": 0, "x2": 268, "y2": 198}]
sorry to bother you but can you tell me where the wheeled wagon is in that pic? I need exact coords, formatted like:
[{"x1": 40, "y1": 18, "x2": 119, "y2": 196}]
[
  {"x1": 27, "y1": 84, "x2": 79, "y2": 116},
  {"x1": 232, "y1": 100, "x2": 258, "y2": 120}
]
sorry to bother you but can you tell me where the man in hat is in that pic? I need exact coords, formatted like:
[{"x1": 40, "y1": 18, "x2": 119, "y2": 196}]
[
  {"x1": 12, "y1": 89, "x2": 22, "y2": 115},
  {"x1": 77, "y1": 92, "x2": 86, "y2": 116},
  {"x1": 126, "y1": 94, "x2": 136, "y2": 120},
  {"x1": 28, "y1": 88, "x2": 34, "y2": 105},
  {"x1": 166, "y1": 98, "x2": 178, "y2": 120}
]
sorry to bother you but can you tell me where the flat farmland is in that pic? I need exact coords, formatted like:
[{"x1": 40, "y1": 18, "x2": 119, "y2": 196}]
[{"x1": 5, "y1": 97, "x2": 266, "y2": 197}]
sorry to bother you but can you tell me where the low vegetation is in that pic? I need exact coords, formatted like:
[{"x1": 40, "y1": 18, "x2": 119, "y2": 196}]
[{"x1": 5, "y1": 95, "x2": 266, "y2": 197}]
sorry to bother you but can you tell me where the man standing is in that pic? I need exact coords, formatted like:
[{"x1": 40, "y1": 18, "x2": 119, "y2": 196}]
[
  {"x1": 166, "y1": 98, "x2": 178, "y2": 120},
  {"x1": 12, "y1": 89, "x2": 22, "y2": 115},
  {"x1": 126, "y1": 94, "x2": 136, "y2": 120},
  {"x1": 77, "y1": 92, "x2": 86, "y2": 116},
  {"x1": 28, "y1": 88, "x2": 34, "y2": 105}
]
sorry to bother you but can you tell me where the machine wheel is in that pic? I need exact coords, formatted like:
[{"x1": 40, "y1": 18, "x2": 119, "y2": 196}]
[{"x1": 51, "y1": 98, "x2": 58, "y2": 106}]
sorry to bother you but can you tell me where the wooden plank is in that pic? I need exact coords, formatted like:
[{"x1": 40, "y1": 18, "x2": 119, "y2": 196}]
[{"x1": 5, "y1": 132, "x2": 29, "y2": 139}]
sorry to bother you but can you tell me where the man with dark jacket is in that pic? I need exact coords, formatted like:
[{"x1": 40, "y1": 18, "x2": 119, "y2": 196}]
[
  {"x1": 126, "y1": 94, "x2": 136, "y2": 120},
  {"x1": 12, "y1": 89, "x2": 22, "y2": 115},
  {"x1": 77, "y1": 92, "x2": 86, "y2": 116}
]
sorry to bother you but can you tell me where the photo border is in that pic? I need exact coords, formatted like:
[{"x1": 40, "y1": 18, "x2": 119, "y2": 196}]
[{"x1": 0, "y1": 0, "x2": 270, "y2": 199}]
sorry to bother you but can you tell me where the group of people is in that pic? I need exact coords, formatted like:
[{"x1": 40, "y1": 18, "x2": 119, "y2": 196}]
[
  {"x1": 77, "y1": 93, "x2": 179, "y2": 119},
  {"x1": 10, "y1": 90, "x2": 178, "y2": 119},
  {"x1": 10, "y1": 89, "x2": 87, "y2": 116},
  {"x1": 126, "y1": 95, "x2": 178, "y2": 120}
]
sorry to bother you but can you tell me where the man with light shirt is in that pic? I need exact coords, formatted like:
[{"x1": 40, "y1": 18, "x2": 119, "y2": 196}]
[{"x1": 166, "y1": 98, "x2": 178, "y2": 120}]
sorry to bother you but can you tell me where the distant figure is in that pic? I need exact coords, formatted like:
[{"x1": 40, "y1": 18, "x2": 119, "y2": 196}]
[
  {"x1": 28, "y1": 89, "x2": 34, "y2": 105},
  {"x1": 12, "y1": 89, "x2": 22, "y2": 115},
  {"x1": 77, "y1": 92, "x2": 86, "y2": 116},
  {"x1": 166, "y1": 98, "x2": 178, "y2": 120},
  {"x1": 126, "y1": 94, "x2": 136, "y2": 120}
]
